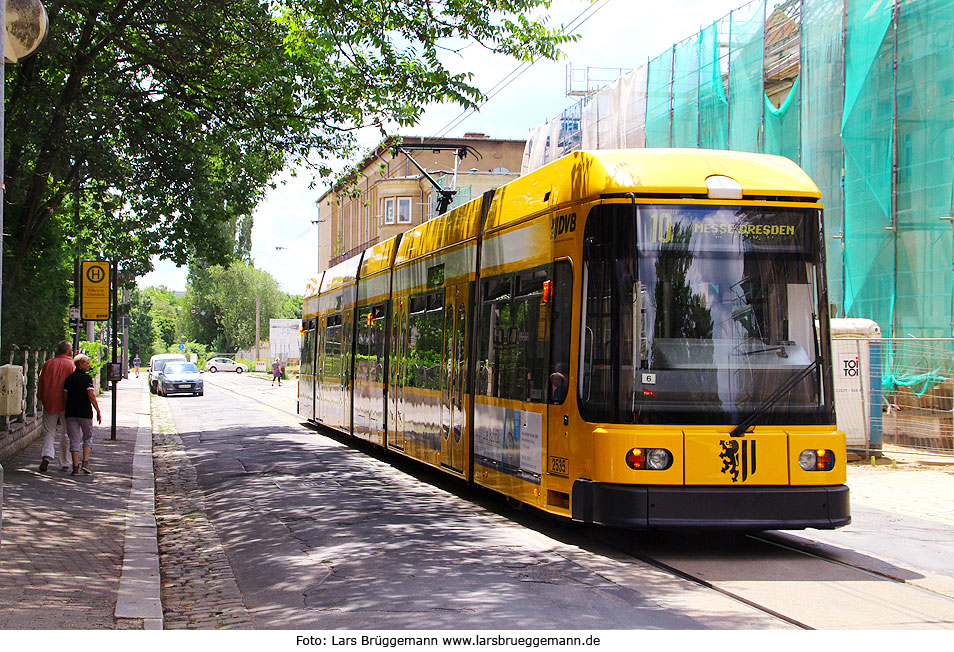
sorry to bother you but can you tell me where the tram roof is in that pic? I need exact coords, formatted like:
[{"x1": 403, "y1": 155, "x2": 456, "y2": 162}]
[
  {"x1": 359, "y1": 235, "x2": 401, "y2": 278},
  {"x1": 319, "y1": 252, "x2": 362, "y2": 294},
  {"x1": 488, "y1": 148, "x2": 822, "y2": 230},
  {"x1": 394, "y1": 196, "x2": 482, "y2": 266},
  {"x1": 303, "y1": 272, "x2": 324, "y2": 299}
]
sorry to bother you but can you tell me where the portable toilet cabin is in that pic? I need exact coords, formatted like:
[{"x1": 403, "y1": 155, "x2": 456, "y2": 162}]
[{"x1": 830, "y1": 318, "x2": 882, "y2": 458}]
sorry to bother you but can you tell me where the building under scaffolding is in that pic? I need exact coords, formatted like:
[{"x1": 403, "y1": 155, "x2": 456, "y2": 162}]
[{"x1": 523, "y1": 0, "x2": 954, "y2": 344}]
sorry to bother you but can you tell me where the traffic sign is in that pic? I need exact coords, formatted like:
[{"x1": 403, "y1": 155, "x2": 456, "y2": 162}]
[
  {"x1": 69, "y1": 306, "x2": 80, "y2": 320},
  {"x1": 81, "y1": 261, "x2": 110, "y2": 321}
]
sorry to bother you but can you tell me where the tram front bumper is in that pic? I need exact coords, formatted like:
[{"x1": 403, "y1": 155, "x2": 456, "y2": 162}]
[{"x1": 571, "y1": 480, "x2": 850, "y2": 530}]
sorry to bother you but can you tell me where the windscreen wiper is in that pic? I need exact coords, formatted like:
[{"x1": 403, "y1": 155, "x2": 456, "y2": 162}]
[
  {"x1": 736, "y1": 345, "x2": 789, "y2": 358},
  {"x1": 729, "y1": 356, "x2": 821, "y2": 438}
]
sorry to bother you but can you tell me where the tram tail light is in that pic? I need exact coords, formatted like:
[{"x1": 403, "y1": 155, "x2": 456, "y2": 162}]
[
  {"x1": 542, "y1": 280, "x2": 553, "y2": 303},
  {"x1": 626, "y1": 448, "x2": 672, "y2": 471}
]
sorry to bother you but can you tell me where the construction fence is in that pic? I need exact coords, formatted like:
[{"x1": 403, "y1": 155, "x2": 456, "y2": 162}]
[{"x1": 835, "y1": 336, "x2": 953, "y2": 456}]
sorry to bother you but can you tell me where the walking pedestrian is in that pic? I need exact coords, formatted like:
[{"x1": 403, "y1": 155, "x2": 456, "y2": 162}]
[
  {"x1": 63, "y1": 353, "x2": 102, "y2": 475},
  {"x1": 36, "y1": 340, "x2": 75, "y2": 472},
  {"x1": 132, "y1": 353, "x2": 141, "y2": 378},
  {"x1": 271, "y1": 357, "x2": 282, "y2": 387}
]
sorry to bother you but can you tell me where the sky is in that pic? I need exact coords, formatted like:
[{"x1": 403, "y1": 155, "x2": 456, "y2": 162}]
[{"x1": 137, "y1": 0, "x2": 747, "y2": 295}]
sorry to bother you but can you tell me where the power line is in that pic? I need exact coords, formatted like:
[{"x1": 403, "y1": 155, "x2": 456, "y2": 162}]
[{"x1": 428, "y1": 0, "x2": 616, "y2": 141}]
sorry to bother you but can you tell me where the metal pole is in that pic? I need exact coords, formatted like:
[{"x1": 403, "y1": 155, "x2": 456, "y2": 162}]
[
  {"x1": 255, "y1": 293, "x2": 261, "y2": 366},
  {"x1": 2, "y1": 0, "x2": 7, "y2": 545},
  {"x1": 111, "y1": 262, "x2": 118, "y2": 440},
  {"x1": 1, "y1": 0, "x2": 6, "y2": 358}
]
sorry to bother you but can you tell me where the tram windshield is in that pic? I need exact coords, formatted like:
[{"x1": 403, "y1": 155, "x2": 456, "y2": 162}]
[{"x1": 580, "y1": 202, "x2": 831, "y2": 426}]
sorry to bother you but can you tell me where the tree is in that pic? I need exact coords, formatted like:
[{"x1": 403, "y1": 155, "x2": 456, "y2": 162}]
[
  {"x1": 196, "y1": 262, "x2": 286, "y2": 352},
  {"x1": 3, "y1": 1, "x2": 571, "y2": 348},
  {"x1": 140, "y1": 286, "x2": 180, "y2": 348},
  {"x1": 127, "y1": 288, "x2": 156, "y2": 362}
]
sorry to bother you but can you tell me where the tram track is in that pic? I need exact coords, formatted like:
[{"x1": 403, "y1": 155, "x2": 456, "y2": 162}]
[
  {"x1": 594, "y1": 531, "x2": 814, "y2": 629},
  {"x1": 584, "y1": 524, "x2": 954, "y2": 629}
]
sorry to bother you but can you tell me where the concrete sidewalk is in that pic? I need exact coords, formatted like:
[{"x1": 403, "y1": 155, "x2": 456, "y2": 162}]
[{"x1": 0, "y1": 374, "x2": 160, "y2": 629}]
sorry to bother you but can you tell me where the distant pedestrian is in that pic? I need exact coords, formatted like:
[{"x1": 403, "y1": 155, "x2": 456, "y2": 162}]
[
  {"x1": 132, "y1": 353, "x2": 141, "y2": 378},
  {"x1": 271, "y1": 358, "x2": 282, "y2": 387},
  {"x1": 36, "y1": 340, "x2": 75, "y2": 472},
  {"x1": 63, "y1": 354, "x2": 102, "y2": 475}
]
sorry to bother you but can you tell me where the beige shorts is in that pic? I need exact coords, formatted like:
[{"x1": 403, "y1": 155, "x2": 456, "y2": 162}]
[{"x1": 66, "y1": 417, "x2": 94, "y2": 451}]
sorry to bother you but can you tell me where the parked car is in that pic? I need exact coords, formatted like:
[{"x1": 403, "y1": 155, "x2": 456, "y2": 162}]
[
  {"x1": 157, "y1": 362, "x2": 204, "y2": 397},
  {"x1": 205, "y1": 357, "x2": 248, "y2": 373},
  {"x1": 148, "y1": 353, "x2": 186, "y2": 394}
]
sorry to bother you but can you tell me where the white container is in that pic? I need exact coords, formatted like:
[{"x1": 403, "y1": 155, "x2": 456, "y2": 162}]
[
  {"x1": 830, "y1": 319, "x2": 882, "y2": 452},
  {"x1": 0, "y1": 365, "x2": 24, "y2": 416}
]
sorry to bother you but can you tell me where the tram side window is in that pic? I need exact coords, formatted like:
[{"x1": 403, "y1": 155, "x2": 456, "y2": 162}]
[
  {"x1": 476, "y1": 268, "x2": 550, "y2": 402},
  {"x1": 324, "y1": 313, "x2": 342, "y2": 382},
  {"x1": 407, "y1": 292, "x2": 443, "y2": 391}
]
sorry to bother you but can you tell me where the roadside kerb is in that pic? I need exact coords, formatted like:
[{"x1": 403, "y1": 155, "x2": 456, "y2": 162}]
[{"x1": 114, "y1": 379, "x2": 163, "y2": 628}]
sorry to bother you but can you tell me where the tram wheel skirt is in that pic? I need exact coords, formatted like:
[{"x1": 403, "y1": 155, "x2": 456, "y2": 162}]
[{"x1": 571, "y1": 481, "x2": 851, "y2": 531}]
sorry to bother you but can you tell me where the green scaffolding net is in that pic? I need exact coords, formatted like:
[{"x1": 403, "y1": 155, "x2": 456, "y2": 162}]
[
  {"x1": 672, "y1": 35, "x2": 700, "y2": 147},
  {"x1": 801, "y1": 0, "x2": 846, "y2": 316},
  {"x1": 698, "y1": 20, "x2": 728, "y2": 149},
  {"x1": 727, "y1": 1, "x2": 764, "y2": 152},
  {"x1": 842, "y1": 0, "x2": 896, "y2": 338},
  {"x1": 894, "y1": 0, "x2": 954, "y2": 340},
  {"x1": 763, "y1": 76, "x2": 799, "y2": 162},
  {"x1": 645, "y1": 48, "x2": 673, "y2": 147}
]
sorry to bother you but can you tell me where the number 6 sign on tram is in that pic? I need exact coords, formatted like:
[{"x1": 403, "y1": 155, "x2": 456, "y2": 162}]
[{"x1": 81, "y1": 260, "x2": 111, "y2": 321}]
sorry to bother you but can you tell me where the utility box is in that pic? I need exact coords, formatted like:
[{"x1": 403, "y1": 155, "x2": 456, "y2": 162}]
[
  {"x1": 830, "y1": 319, "x2": 882, "y2": 455},
  {"x1": 0, "y1": 365, "x2": 24, "y2": 416}
]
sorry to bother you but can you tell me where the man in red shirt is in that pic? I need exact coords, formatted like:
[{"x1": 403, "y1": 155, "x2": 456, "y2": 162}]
[{"x1": 37, "y1": 340, "x2": 75, "y2": 472}]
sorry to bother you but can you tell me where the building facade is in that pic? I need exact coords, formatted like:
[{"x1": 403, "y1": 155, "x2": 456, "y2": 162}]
[{"x1": 317, "y1": 134, "x2": 524, "y2": 270}]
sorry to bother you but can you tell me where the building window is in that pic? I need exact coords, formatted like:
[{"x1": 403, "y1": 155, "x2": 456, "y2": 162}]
[
  {"x1": 384, "y1": 197, "x2": 395, "y2": 225},
  {"x1": 397, "y1": 197, "x2": 413, "y2": 224}
]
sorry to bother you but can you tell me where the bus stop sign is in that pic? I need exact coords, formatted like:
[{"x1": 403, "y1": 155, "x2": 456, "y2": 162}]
[{"x1": 81, "y1": 261, "x2": 110, "y2": 321}]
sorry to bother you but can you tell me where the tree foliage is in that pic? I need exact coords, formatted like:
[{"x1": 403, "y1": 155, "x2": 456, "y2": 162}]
[
  {"x1": 3, "y1": 0, "x2": 571, "y2": 348},
  {"x1": 188, "y1": 261, "x2": 295, "y2": 352}
]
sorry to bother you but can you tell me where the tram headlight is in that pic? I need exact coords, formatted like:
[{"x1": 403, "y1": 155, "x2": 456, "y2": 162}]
[
  {"x1": 626, "y1": 448, "x2": 673, "y2": 471},
  {"x1": 798, "y1": 449, "x2": 817, "y2": 471},
  {"x1": 647, "y1": 448, "x2": 673, "y2": 471},
  {"x1": 798, "y1": 449, "x2": 835, "y2": 471}
]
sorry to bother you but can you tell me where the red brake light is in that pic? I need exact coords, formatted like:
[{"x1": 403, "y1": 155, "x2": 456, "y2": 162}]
[
  {"x1": 542, "y1": 280, "x2": 553, "y2": 303},
  {"x1": 625, "y1": 448, "x2": 645, "y2": 470}
]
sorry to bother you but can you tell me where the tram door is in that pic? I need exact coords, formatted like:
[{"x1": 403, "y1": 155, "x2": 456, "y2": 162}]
[
  {"x1": 315, "y1": 317, "x2": 326, "y2": 423},
  {"x1": 440, "y1": 284, "x2": 467, "y2": 474},
  {"x1": 389, "y1": 298, "x2": 407, "y2": 449}
]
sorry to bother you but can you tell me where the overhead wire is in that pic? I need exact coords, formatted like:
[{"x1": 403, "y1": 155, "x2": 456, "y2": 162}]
[{"x1": 427, "y1": 0, "x2": 616, "y2": 141}]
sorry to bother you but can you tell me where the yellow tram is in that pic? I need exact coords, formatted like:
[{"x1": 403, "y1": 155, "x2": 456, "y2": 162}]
[{"x1": 300, "y1": 149, "x2": 850, "y2": 530}]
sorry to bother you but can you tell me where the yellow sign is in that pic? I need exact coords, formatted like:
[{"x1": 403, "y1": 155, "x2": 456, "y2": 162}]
[{"x1": 81, "y1": 261, "x2": 110, "y2": 321}]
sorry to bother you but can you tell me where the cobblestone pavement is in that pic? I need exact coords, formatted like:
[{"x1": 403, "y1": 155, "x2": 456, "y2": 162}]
[
  {"x1": 0, "y1": 387, "x2": 144, "y2": 629},
  {"x1": 151, "y1": 394, "x2": 253, "y2": 629}
]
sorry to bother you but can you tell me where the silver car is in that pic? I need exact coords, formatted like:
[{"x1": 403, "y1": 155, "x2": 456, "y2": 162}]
[{"x1": 205, "y1": 357, "x2": 247, "y2": 373}]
